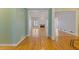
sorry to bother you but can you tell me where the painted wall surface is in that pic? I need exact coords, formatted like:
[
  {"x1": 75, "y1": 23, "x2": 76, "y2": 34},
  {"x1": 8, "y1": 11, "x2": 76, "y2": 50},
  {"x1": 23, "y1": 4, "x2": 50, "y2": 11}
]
[
  {"x1": 56, "y1": 11, "x2": 76, "y2": 34},
  {"x1": 0, "y1": 9, "x2": 13, "y2": 44},
  {"x1": 11, "y1": 8, "x2": 27, "y2": 44},
  {"x1": 78, "y1": 13, "x2": 79, "y2": 35},
  {"x1": 52, "y1": 9, "x2": 56, "y2": 40},
  {"x1": 25, "y1": 9, "x2": 28, "y2": 35},
  {"x1": 77, "y1": 10, "x2": 79, "y2": 36},
  {"x1": 55, "y1": 8, "x2": 78, "y2": 12},
  {"x1": 55, "y1": 8, "x2": 79, "y2": 36},
  {"x1": 40, "y1": 12, "x2": 48, "y2": 25},
  {"x1": 0, "y1": 8, "x2": 27, "y2": 44},
  {"x1": 48, "y1": 8, "x2": 52, "y2": 37},
  {"x1": 48, "y1": 8, "x2": 56, "y2": 39}
]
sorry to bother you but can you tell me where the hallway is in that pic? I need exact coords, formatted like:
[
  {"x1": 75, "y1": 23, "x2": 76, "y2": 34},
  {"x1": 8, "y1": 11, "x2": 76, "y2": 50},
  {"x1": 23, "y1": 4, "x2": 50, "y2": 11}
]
[
  {"x1": 0, "y1": 28, "x2": 77, "y2": 50},
  {"x1": 0, "y1": 8, "x2": 79, "y2": 50}
]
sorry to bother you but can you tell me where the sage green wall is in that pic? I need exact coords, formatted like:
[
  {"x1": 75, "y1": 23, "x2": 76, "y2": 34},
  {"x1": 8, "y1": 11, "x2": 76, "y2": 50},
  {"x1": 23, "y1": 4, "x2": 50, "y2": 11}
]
[
  {"x1": 0, "y1": 9, "x2": 13, "y2": 44},
  {"x1": 0, "y1": 8, "x2": 28, "y2": 44},
  {"x1": 48, "y1": 8, "x2": 52, "y2": 37},
  {"x1": 25, "y1": 9, "x2": 28, "y2": 35},
  {"x1": 11, "y1": 8, "x2": 27, "y2": 44},
  {"x1": 52, "y1": 9, "x2": 56, "y2": 40},
  {"x1": 48, "y1": 8, "x2": 55, "y2": 39}
]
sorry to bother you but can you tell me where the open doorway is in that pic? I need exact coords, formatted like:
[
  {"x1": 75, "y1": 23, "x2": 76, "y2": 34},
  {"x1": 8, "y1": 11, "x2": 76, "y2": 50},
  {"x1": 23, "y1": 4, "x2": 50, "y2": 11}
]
[
  {"x1": 31, "y1": 17, "x2": 40, "y2": 37},
  {"x1": 28, "y1": 9, "x2": 48, "y2": 38},
  {"x1": 55, "y1": 11, "x2": 77, "y2": 40}
]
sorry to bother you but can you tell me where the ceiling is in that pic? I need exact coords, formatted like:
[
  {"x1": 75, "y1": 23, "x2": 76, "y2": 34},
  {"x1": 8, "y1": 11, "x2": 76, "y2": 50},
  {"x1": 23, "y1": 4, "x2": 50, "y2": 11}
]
[{"x1": 28, "y1": 9, "x2": 48, "y2": 18}]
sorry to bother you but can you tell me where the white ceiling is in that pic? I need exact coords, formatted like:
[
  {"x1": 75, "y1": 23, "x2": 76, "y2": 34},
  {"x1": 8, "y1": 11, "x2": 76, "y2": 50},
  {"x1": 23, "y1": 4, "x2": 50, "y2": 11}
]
[{"x1": 28, "y1": 9, "x2": 48, "y2": 18}]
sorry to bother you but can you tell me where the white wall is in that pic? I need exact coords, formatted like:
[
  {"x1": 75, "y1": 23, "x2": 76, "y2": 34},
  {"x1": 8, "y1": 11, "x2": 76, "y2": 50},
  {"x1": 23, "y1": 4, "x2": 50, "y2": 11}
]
[
  {"x1": 56, "y1": 11, "x2": 76, "y2": 35},
  {"x1": 40, "y1": 12, "x2": 48, "y2": 25}
]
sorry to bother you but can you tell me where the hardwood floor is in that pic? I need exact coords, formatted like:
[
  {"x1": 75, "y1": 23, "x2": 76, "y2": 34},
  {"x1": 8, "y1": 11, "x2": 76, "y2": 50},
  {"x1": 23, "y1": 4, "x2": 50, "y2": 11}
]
[{"x1": 0, "y1": 28, "x2": 78, "y2": 50}]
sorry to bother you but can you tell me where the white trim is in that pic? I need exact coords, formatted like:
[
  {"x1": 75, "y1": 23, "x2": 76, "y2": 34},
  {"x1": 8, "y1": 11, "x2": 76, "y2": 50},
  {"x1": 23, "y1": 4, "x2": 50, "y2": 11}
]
[
  {"x1": 52, "y1": 9, "x2": 56, "y2": 40},
  {"x1": 0, "y1": 44, "x2": 16, "y2": 46},
  {"x1": 59, "y1": 29, "x2": 78, "y2": 36},
  {"x1": 28, "y1": 10, "x2": 31, "y2": 36},
  {"x1": 76, "y1": 11, "x2": 79, "y2": 36},
  {"x1": 45, "y1": 17, "x2": 48, "y2": 37},
  {"x1": 15, "y1": 36, "x2": 26, "y2": 46},
  {"x1": 0, "y1": 35, "x2": 27, "y2": 46}
]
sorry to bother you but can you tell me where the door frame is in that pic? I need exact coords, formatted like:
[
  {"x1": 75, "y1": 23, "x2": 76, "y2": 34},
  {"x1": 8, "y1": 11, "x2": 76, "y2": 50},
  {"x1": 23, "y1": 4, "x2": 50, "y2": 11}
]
[{"x1": 28, "y1": 9, "x2": 49, "y2": 37}]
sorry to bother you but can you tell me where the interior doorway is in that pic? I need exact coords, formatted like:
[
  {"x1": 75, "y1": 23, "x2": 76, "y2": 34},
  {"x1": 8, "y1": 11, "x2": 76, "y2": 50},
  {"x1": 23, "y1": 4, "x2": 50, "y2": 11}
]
[
  {"x1": 28, "y1": 9, "x2": 48, "y2": 38},
  {"x1": 31, "y1": 17, "x2": 40, "y2": 37},
  {"x1": 55, "y1": 11, "x2": 76, "y2": 39}
]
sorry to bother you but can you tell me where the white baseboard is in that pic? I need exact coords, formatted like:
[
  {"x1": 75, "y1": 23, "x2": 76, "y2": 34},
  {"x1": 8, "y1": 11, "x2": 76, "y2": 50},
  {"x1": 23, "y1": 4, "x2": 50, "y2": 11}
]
[
  {"x1": 15, "y1": 35, "x2": 27, "y2": 46},
  {"x1": 0, "y1": 35, "x2": 27, "y2": 46},
  {"x1": 0, "y1": 44, "x2": 16, "y2": 46},
  {"x1": 59, "y1": 30, "x2": 77, "y2": 36}
]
